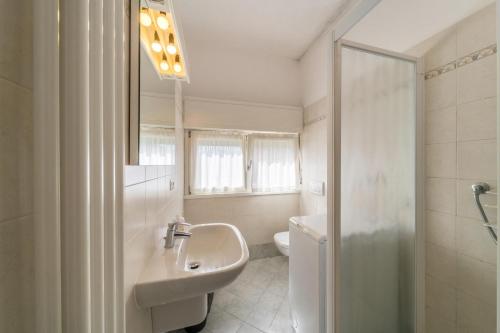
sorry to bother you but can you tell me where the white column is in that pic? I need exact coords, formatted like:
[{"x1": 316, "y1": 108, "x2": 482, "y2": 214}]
[{"x1": 35, "y1": 0, "x2": 126, "y2": 331}]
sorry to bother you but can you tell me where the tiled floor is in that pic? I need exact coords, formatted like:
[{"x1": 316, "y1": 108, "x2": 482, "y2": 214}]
[{"x1": 172, "y1": 256, "x2": 293, "y2": 333}]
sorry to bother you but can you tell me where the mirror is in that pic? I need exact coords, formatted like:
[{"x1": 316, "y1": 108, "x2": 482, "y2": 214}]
[
  {"x1": 129, "y1": 0, "x2": 187, "y2": 165},
  {"x1": 138, "y1": 50, "x2": 176, "y2": 165}
]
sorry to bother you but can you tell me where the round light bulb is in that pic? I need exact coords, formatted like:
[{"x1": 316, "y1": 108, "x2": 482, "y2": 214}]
[
  {"x1": 166, "y1": 44, "x2": 177, "y2": 55},
  {"x1": 140, "y1": 12, "x2": 152, "y2": 27},
  {"x1": 151, "y1": 40, "x2": 162, "y2": 53},
  {"x1": 157, "y1": 15, "x2": 169, "y2": 30},
  {"x1": 173, "y1": 62, "x2": 182, "y2": 73},
  {"x1": 160, "y1": 60, "x2": 169, "y2": 71}
]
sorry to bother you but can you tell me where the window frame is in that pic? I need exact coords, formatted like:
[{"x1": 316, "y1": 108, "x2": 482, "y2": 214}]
[{"x1": 185, "y1": 129, "x2": 301, "y2": 197}]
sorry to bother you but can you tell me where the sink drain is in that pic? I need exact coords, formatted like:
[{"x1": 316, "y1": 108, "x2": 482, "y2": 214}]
[{"x1": 188, "y1": 262, "x2": 200, "y2": 270}]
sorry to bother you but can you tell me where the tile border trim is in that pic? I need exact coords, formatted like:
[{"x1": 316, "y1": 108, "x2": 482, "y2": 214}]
[{"x1": 425, "y1": 44, "x2": 497, "y2": 80}]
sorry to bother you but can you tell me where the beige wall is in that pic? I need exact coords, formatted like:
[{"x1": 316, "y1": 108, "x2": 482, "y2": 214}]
[
  {"x1": 124, "y1": 165, "x2": 183, "y2": 333},
  {"x1": 300, "y1": 98, "x2": 328, "y2": 216},
  {"x1": 0, "y1": 0, "x2": 34, "y2": 331},
  {"x1": 184, "y1": 194, "x2": 300, "y2": 246},
  {"x1": 424, "y1": 5, "x2": 497, "y2": 332}
]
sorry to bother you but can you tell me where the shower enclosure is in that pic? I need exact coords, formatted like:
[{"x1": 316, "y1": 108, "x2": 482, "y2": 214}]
[{"x1": 333, "y1": 40, "x2": 421, "y2": 333}]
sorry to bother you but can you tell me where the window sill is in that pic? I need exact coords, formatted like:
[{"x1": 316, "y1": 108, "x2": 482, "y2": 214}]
[{"x1": 184, "y1": 190, "x2": 301, "y2": 200}]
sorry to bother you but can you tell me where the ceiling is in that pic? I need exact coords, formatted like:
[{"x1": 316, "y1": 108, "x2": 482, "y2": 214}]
[
  {"x1": 173, "y1": 0, "x2": 350, "y2": 60},
  {"x1": 345, "y1": 0, "x2": 495, "y2": 54}
]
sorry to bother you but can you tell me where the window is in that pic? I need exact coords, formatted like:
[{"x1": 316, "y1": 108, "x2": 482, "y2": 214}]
[
  {"x1": 189, "y1": 131, "x2": 245, "y2": 193},
  {"x1": 188, "y1": 130, "x2": 299, "y2": 195},
  {"x1": 250, "y1": 135, "x2": 298, "y2": 193},
  {"x1": 139, "y1": 126, "x2": 176, "y2": 165}
]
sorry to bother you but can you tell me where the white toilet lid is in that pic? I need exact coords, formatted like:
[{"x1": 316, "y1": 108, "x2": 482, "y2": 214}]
[{"x1": 274, "y1": 231, "x2": 289, "y2": 248}]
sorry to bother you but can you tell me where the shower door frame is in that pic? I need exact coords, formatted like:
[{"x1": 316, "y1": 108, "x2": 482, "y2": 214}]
[{"x1": 329, "y1": 39, "x2": 425, "y2": 333}]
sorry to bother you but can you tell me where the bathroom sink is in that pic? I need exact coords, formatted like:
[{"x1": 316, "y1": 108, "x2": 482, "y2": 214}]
[{"x1": 134, "y1": 223, "x2": 249, "y2": 308}]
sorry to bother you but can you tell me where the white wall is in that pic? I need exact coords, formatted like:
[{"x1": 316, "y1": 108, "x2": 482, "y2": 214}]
[
  {"x1": 300, "y1": 34, "x2": 330, "y2": 108},
  {"x1": 298, "y1": 34, "x2": 330, "y2": 216},
  {"x1": 184, "y1": 97, "x2": 303, "y2": 133},
  {"x1": 183, "y1": 40, "x2": 302, "y2": 106},
  {"x1": 0, "y1": 0, "x2": 34, "y2": 331},
  {"x1": 300, "y1": 98, "x2": 328, "y2": 216},
  {"x1": 140, "y1": 92, "x2": 175, "y2": 127}
]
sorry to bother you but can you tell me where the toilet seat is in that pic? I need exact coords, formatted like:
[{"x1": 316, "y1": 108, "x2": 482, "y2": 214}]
[{"x1": 274, "y1": 231, "x2": 289, "y2": 256}]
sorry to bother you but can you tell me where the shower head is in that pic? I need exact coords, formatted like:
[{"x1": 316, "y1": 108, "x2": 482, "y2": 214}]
[{"x1": 471, "y1": 182, "x2": 490, "y2": 195}]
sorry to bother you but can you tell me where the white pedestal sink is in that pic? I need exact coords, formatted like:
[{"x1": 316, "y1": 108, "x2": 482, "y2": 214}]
[{"x1": 134, "y1": 223, "x2": 249, "y2": 332}]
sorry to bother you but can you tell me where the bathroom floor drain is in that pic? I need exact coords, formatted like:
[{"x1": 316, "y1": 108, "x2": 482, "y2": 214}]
[{"x1": 188, "y1": 262, "x2": 200, "y2": 270}]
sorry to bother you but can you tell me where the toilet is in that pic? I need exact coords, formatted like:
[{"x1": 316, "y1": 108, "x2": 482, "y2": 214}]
[{"x1": 273, "y1": 231, "x2": 289, "y2": 256}]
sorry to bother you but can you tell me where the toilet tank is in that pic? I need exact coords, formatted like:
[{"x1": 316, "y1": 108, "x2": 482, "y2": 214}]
[{"x1": 289, "y1": 215, "x2": 327, "y2": 333}]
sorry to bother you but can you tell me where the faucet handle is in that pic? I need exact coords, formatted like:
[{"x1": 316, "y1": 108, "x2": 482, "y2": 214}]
[{"x1": 168, "y1": 216, "x2": 191, "y2": 229}]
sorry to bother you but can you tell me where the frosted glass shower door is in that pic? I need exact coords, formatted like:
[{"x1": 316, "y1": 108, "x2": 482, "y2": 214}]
[{"x1": 336, "y1": 42, "x2": 417, "y2": 333}]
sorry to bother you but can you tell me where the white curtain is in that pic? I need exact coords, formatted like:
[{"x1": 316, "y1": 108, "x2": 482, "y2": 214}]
[
  {"x1": 139, "y1": 126, "x2": 176, "y2": 165},
  {"x1": 190, "y1": 131, "x2": 245, "y2": 193},
  {"x1": 250, "y1": 135, "x2": 298, "y2": 192}
]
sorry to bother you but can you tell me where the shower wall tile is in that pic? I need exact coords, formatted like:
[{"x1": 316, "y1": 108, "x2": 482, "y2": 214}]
[
  {"x1": 426, "y1": 276, "x2": 457, "y2": 322},
  {"x1": 425, "y1": 211, "x2": 455, "y2": 249},
  {"x1": 426, "y1": 309, "x2": 456, "y2": 333},
  {"x1": 423, "y1": 5, "x2": 497, "y2": 332},
  {"x1": 425, "y1": 106, "x2": 456, "y2": 144},
  {"x1": 426, "y1": 243, "x2": 457, "y2": 286},
  {"x1": 457, "y1": 97, "x2": 497, "y2": 141},
  {"x1": 426, "y1": 143, "x2": 456, "y2": 178},
  {"x1": 425, "y1": 30, "x2": 457, "y2": 72},
  {"x1": 457, "y1": 140, "x2": 497, "y2": 180},
  {"x1": 456, "y1": 216, "x2": 496, "y2": 265},
  {"x1": 457, "y1": 55, "x2": 496, "y2": 104},
  {"x1": 425, "y1": 71, "x2": 457, "y2": 112},
  {"x1": 425, "y1": 178, "x2": 456, "y2": 214},
  {"x1": 456, "y1": 5, "x2": 497, "y2": 58}
]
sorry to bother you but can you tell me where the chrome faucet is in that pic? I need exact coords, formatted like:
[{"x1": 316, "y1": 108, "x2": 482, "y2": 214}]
[{"x1": 164, "y1": 217, "x2": 192, "y2": 249}]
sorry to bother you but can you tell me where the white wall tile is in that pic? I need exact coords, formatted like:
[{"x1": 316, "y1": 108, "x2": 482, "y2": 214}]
[
  {"x1": 425, "y1": 30, "x2": 457, "y2": 71},
  {"x1": 0, "y1": 0, "x2": 32, "y2": 89},
  {"x1": 124, "y1": 183, "x2": 147, "y2": 243},
  {"x1": 0, "y1": 216, "x2": 34, "y2": 333},
  {"x1": 425, "y1": 178, "x2": 456, "y2": 214},
  {"x1": 426, "y1": 243, "x2": 457, "y2": 285},
  {"x1": 457, "y1": 140, "x2": 497, "y2": 180},
  {"x1": 425, "y1": 106, "x2": 456, "y2": 144},
  {"x1": 425, "y1": 71, "x2": 457, "y2": 112},
  {"x1": 457, "y1": 97, "x2": 496, "y2": 142},
  {"x1": 456, "y1": 254, "x2": 496, "y2": 305},
  {"x1": 426, "y1": 276, "x2": 457, "y2": 322},
  {"x1": 185, "y1": 194, "x2": 299, "y2": 246},
  {"x1": 425, "y1": 211, "x2": 455, "y2": 249},
  {"x1": 0, "y1": 78, "x2": 33, "y2": 223},
  {"x1": 426, "y1": 143, "x2": 457, "y2": 178},
  {"x1": 456, "y1": 4, "x2": 497, "y2": 58},
  {"x1": 457, "y1": 55, "x2": 496, "y2": 105},
  {"x1": 125, "y1": 165, "x2": 146, "y2": 186},
  {"x1": 456, "y1": 216, "x2": 496, "y2": 265}
]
